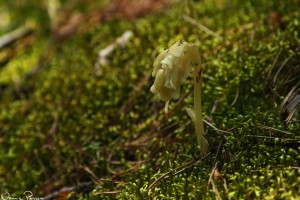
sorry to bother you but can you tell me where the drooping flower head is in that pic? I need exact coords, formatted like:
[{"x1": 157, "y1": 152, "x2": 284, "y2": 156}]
[{"x1": 150, "y1": 40, "x2": 200, "y2": 101}]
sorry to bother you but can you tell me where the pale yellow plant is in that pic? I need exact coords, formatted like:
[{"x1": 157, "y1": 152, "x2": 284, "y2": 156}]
[{"x1": 150, "y1": 40, "x2": 209, "y2": 155}]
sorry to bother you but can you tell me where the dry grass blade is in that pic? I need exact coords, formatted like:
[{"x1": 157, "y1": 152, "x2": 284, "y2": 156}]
[
  {"x1": 183, "y1": 15, "x2": 222, "y2": 39},
  {"x1": 287, "y1": 93, "x2": 300, "y2": 111},
  {"x1": 207, "y1": 162, "x2": 222, "y2": 200},
  {"x1": 93, "y1": 191, "x2": 121, "y2": 195},
  {"x1": 279, "y1": 82, "x2": 300, "y2": 110},
  {"x1": 111, "y1": 160, "x2": 150, "y2": 179},
  {"x1": 273, "y1": 53, "x2": 294, "y2": 84},
  {"x1": 43, "y1": 182, "x2": 94, "y2": 200},
  {"x1": 246, "y1": 135, "x2": 299, "y2": 142},
  {"x1": 147, "y1": 159, "x2": 196, "y2": 191},
  {"x1": 256, "y1": 123, "x2": 293, "y2": 135},
  {"x1": 78, "y1": 164, "x2": 101, "y2": 184},
  {"x1": 230, "y1": 88, "x2": 239, "y2": 106},
  {"x1": 203, "y1": 119, "x2": 232, "y2": 135},
  {"x1": 147, "y1": 153, "x2": 210, "y2": 191},
  {"x1": 0, "y1": 26, "x2": 34, "y2": 49},
  {"x1": 266, "y1": 48, "x2": 282, "y2": 81}
]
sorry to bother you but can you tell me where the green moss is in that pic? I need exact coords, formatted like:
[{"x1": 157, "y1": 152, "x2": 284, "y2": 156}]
[
  {"x1": 0, "y1": 0, "x2": 299, "y2": 199},
  {"x1": 0, "y1": 41, "x2": 45, "y2": 85}
]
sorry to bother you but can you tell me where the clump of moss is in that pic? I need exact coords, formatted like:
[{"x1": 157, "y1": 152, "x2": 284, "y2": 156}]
[{"x1": 0, "y1": 0, "x2": 299, "y2": 199}]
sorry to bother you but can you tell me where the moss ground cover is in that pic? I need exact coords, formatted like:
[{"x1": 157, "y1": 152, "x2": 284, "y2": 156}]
[{"x1": 0, "y1": 0, "x2": 299, "y2": 199}]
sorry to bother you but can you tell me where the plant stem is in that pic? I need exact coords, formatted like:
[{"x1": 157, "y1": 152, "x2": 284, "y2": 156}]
[{"x1": 193, "y1": 64, "x2": 208, "y2": 155}]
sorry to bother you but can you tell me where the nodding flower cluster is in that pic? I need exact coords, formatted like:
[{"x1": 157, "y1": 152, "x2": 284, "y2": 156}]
[
  {"x1": 150, "y1": 40, "x2": 209, "y2": 155},
  {"x1": 150, "y1": 40, "x2": 200, "y2": 101}
]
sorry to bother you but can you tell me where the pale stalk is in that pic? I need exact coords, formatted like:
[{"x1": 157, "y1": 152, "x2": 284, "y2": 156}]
[{"x1": 193, "y1": 64, "x2": 208, "y2": 155}]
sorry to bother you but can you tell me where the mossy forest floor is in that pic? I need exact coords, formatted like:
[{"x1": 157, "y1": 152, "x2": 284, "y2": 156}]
[{"x1": 0, "y1": 0, "x2": 299, "y2": 199}]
